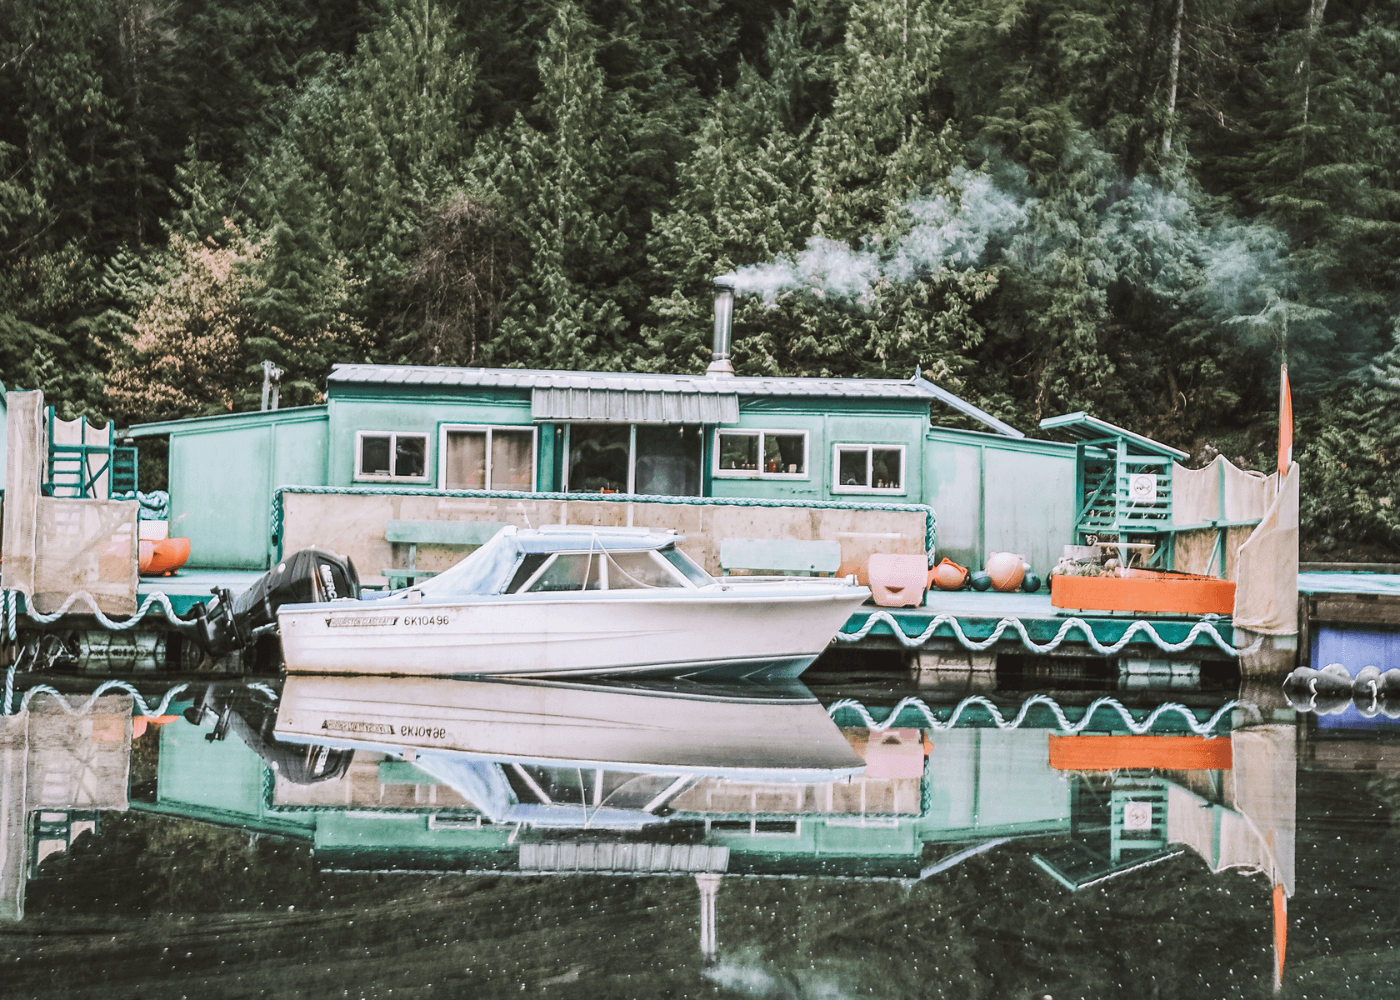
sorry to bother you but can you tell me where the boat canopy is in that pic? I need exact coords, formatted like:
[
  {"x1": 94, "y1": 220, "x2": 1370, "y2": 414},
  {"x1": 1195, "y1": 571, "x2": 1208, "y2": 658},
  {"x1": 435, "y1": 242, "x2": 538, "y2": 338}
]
[{"x1": 410, "y1": 526, "x2": 692, "y2": 599}]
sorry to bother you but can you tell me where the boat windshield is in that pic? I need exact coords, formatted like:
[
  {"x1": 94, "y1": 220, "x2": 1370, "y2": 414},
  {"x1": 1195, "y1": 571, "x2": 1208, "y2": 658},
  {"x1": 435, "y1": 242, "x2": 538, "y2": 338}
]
[
  {"x1": 660, "y1": 546, "x2": 713, "y2": 586},
  {"x1": 413, "y1": 527, "x2": 523, "y2": 599}
]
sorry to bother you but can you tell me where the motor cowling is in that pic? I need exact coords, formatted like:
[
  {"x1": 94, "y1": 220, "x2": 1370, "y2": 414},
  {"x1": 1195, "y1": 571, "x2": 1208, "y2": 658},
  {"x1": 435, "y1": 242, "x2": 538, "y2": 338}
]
[{"x1": 184, "y1": 548, "x2": 360, "y2": 658}]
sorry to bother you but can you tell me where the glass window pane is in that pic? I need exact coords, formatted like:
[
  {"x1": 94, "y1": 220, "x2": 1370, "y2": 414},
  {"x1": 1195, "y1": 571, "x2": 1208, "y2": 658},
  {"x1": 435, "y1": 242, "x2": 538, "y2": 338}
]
[
  {"x1": 718, "y1": 432, "x2": 759, "y2": 472},
  {"x1": 360, "y1": 435, "x2": 392, "y2": 476},
  {"x1": 568, "y1": 424, "x2": 630, "y2": 492},
  {"x1": 445, "y1": 430, "x2": 487, "y2": 489},
  {"x1": 661, "y1": 547, "x2": 712, "y2": 586},
  {"x1": 872, "y1": 448, "x2": 902, "y2": 489},
  {"x1": 634, "y1": 425, "x2": 701, "y2": 496},
  {"x1": 506, "y1": 553, "x2": 550, "y2": 593},
  {"x1": 765, "y1": 434, "x2": 805, "y2": 475},
  {"x1": 605, "y1": 550, "x2": 685, "y2": 589},
  {"x1": 491, "y1": 429, "x2": 534, "y2": 490},
  {"x1": 524, "y1": 553, "x2": 603, "y2": 592},
  {"x1": 837, "y1": 448, "x2": 868, "y2": 488},
  {"x1": 395, "y1": 435, "x2": 426, "y2": 478}
]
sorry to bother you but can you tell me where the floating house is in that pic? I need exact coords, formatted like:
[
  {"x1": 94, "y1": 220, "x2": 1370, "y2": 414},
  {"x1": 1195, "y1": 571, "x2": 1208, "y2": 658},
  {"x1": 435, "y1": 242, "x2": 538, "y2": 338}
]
[{"x1": 124, "y1": 363, "x2": 1078, "y2": 578}]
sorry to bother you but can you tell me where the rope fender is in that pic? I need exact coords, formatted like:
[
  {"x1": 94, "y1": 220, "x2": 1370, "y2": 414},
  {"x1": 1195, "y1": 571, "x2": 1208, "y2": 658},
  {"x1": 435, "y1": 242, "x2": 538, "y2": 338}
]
[
  {"x1": 827, "y1": 693, "x2": 1238, "y2": 736},
  {"x1": 836, "y1": 609, "x2": 1238, "y2": 657}
]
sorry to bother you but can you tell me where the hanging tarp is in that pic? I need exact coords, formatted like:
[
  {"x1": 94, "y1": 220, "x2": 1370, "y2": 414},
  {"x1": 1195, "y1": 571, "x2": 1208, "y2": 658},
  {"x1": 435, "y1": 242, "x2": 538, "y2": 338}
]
[{"x1": 1233, "y1": 464, "x2": 1299, "y2": 634}]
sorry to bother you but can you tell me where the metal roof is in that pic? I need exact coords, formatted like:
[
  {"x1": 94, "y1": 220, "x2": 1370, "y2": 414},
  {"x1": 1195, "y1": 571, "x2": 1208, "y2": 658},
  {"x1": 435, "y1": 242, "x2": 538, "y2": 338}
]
[
  {"x1": 1038, "y1": 412, "x2": 1188, "y2": 460},
  {"x1": 329, "y1": 363, "x2": 931, "y2": 398},
  {"x1": 327, "y1": 364, "x2": 1023, "y2": 434}
]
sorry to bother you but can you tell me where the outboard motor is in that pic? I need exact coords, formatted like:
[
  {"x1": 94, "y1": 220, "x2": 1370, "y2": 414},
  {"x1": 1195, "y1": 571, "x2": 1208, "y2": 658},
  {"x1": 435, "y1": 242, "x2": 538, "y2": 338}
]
[
  {"x1": 179, "y1": 548, "x2": 360, "y2": 658},
  {"x1": 185, "y1": 682, "x2": 353, "y2": 784}
]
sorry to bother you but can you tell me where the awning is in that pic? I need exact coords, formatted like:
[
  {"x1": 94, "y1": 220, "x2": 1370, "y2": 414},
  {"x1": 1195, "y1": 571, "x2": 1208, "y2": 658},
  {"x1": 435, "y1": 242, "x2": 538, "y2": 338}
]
[{"x1": 531, "y1": 382, "x2": 738, "y2": 424}]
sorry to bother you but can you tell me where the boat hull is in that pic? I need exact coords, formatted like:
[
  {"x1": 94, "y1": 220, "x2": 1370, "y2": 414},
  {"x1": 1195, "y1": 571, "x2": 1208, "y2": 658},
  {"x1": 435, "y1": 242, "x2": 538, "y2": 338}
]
[
  {"x1": 277, "y1": 585, "x2": 869, "y2": 679},
  {"x1": 272, "y1": 674, "x2": 866, "y2": 780}
]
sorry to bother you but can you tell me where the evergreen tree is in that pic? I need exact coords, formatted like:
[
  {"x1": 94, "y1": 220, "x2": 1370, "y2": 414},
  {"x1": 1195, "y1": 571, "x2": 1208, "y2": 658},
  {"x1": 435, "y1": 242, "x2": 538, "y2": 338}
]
[
  {"x1": 479, "y1": 1, "x2": 631, "y2": 369},
  {"x1": 812, "y1": 0, "x2": 956, "y2": 242}
]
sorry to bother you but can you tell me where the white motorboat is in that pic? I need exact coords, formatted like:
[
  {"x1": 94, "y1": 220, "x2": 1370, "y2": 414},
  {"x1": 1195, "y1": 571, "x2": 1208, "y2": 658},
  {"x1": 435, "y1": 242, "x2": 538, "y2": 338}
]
[{"x1": 276, "y1": 526, "x2": 870, "y2": 679}]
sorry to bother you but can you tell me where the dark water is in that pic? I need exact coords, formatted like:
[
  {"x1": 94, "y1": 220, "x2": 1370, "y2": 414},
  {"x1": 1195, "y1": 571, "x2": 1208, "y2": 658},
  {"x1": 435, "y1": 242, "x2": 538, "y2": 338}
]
[{"x1": 2, "y1": 663, "x2": 1397, "y2": 1000}]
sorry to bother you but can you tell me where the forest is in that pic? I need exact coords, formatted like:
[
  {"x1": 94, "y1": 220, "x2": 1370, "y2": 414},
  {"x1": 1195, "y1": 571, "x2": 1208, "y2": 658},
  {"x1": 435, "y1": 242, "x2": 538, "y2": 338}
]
[{"x1": 2, "y1": 0, "x2": 1399, "y2": 554}]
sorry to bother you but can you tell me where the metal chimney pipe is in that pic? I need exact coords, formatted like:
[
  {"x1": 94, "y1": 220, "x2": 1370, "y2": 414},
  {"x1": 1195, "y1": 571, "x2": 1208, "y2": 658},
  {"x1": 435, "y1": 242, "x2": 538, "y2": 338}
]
[{"x1": 706, "y1": 279, "x2": 736, "y2": 377}]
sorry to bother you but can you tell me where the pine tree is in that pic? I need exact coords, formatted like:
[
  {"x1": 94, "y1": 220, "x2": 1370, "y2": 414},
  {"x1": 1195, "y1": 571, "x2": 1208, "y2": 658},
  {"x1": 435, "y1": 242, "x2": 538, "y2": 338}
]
[
  {"x1": 812, "y1": 0, "x2": 956, "y2": 242},
  {"x1": 478, "y1": 1, "x2": 630, "y2": 369}
]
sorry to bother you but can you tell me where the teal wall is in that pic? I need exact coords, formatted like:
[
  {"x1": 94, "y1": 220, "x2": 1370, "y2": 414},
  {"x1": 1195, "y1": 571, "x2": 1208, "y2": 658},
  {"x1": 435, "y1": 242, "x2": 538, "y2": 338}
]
[
  {"x1": 922, "y1": 427, "x2": 1076, "y2": 575},
  {"x1": 917, "y1": 729, "x2": 1071, "y2": 839},
  {"x1": 709, "y1": 398, "x2": 930, "y2": 504},
  {"x1": 139, "y1": 406, "x2": 329, "y2": 569},
  {"x1": 326, "y1": 386, "x2": 534, "y2": 488}
]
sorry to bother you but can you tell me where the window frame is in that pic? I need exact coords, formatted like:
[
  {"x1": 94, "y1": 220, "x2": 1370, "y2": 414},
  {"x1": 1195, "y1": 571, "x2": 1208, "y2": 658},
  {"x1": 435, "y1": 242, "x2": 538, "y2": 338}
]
[
  {"x1": 354, "y1": 430, "x2": 432, "y2": 483},
  {"x1": 437, "y1": 423, "x2": 539, "y2": 492},
  {"x1": 712, "y1": 428, "x2": 810, "y2": 480},
  {"x1": 561, "y1": 423, "x2": 704, "y2": 496},
  {"x1": 831, "y1": 443, "x2": 907, "y2": 495}
]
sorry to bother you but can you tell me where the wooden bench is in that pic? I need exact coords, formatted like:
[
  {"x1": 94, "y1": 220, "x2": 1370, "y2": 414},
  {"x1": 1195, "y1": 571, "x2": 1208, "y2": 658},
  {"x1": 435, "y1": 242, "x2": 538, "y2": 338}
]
[
  {"x1": 718, "y1": 537, "x2": 843, "y2": 577},
  {"x1": 382, "y1": 520, "x2": 507, "y2": 588}
]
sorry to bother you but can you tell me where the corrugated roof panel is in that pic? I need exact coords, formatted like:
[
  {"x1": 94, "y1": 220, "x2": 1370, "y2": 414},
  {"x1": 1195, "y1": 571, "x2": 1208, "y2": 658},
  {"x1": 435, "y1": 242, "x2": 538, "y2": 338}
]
[{"x1": 530, "y1": 386, "x2": 739, "y2": 424}]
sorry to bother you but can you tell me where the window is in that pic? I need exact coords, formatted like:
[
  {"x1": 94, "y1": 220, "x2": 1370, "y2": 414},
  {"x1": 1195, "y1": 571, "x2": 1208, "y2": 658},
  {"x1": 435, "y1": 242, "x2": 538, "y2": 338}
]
[
  {"x1": 515, "y1": 549, "x2": 692, "y2": 592},
  {"x1": 522, "y1": 553, "x2": 605, "y2": 592},
  {"x1": 356, "y1": 431, "x2": 429, "y2": 481},
  {"x1": 440, "y1": 425, "x2": 536, "y2": 491},
  {"x1": 714, "y1": 429, "x2": 808, "y2": 479},
  {"x1": 563, "y1": 423, "x2": 703, "y2": 496},
  {"x1": 603, "y1": 550, "x2": 688, "y2": 589},
  {"x1": 833, "y1": 444, "x2": 905, "y2": 493}
]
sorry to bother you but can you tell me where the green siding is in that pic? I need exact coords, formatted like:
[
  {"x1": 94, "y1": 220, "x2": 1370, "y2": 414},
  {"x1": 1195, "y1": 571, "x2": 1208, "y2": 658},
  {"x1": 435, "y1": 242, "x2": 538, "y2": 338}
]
[
  {"x1": 711, "y1": 400, "x2": 930, "y2": 503},
  {"x1": 166, "y1": 408, "x2": 327, "y2": 569},
  {"x1": 923, "y1": 428, "x2": 1075, "y2": 575},
  {"x1": 326, "y1": 395, "x2": 534, "y2": 487}
]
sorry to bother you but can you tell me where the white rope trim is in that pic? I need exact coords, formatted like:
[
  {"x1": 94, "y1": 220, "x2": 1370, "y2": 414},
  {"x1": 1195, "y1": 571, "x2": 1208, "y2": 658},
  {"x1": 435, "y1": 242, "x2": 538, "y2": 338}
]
[
  {"x1": 7, "y1": 677, "x2": 191, "y2": 718},
  {"x1": 826, "y1": 693, "x2": 1238, "y2": 736},
  {"x1": 835, "y1": 609, "x2": 1238, "y2": 656}
]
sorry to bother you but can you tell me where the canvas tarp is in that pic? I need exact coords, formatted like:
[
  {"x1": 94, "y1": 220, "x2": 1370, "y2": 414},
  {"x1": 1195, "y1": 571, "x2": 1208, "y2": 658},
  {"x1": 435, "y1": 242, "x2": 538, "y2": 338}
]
[
  {"x1": 1165, "y1": 725, "x2": 1296, "y2": 897},
  {"x1": 1, "y1": 388, "x2": 138, "y2": 615},
  {"x1": 0, "y1": 695, "x2": 132, "y2": 922},
  {"x1": 1, "y1": 390, "x2": 44, "y2": 595},
  {"x1": 1170, "y1": 456, "x2": 1298, "y2": 633},
  {"x1": 1170, "y1": 456, "x2": 1276, "y2": 581},
  {"x1": 49, "y1": 413, "x2": 112, "y2": 499},
  {"x1": 31, "y1": 497, "x2": 139, "y2": 615},
  {"x1": 1232, "y1": 463, "x2": 1299, "y2": 634}
]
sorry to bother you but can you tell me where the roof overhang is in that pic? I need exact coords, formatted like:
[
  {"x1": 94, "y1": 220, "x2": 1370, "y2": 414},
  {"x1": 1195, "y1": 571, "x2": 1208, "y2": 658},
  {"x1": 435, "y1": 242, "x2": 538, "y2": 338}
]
[{"x1": 1039, "y1": 412, "x2": 1188, "y2": 460}]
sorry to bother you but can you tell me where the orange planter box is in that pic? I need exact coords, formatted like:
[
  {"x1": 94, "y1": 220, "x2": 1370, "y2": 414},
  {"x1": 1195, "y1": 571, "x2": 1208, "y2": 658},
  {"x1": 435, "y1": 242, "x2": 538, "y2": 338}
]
[
  {"x1": 1050, "y1": 569, "x2": 1235, "y2": 616},
  {"x1": 1049, "y1": 734, "x2": 1232, "y2": 771}
]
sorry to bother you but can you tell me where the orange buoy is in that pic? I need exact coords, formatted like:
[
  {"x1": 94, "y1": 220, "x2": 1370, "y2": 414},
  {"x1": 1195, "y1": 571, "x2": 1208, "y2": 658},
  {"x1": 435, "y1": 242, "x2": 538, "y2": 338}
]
[
  {"x1": 929, "y1": 557, "x2": 968, "y2": 591},
  {"x1": 139, "y1": 536, "x2": 191, "y2": 576},
  {"x1": 985, "y1": 551, "x2": 1025, "y2": 592}
]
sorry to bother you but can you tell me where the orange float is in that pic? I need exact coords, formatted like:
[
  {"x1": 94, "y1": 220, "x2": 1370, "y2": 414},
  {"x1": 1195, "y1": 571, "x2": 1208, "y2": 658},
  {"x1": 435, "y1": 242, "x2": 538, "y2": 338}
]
[
  {"x1": 985, "y1": 551, "x2": 1025, "y2": 592},
  {"x1": 929, "y1": 557, "x2": 968, "y2": 591},
  {"x1": 139, "y1": 536, "x2": 191, "y2": 576}
]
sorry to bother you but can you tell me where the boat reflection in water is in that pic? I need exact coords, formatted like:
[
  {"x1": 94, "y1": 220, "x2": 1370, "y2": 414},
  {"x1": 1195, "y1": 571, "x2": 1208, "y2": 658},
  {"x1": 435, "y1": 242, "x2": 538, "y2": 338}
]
[{"x1": 271, "y1": 674, "x2": 868, "y2": 830}]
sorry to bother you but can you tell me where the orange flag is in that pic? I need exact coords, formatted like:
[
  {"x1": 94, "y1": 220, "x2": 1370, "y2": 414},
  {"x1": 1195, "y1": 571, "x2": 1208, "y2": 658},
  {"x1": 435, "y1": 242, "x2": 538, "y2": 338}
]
[
  {"x1": 1278, "y1": 364, "x2": 1293, "y2": 475},
  {"x1": 1273, "y1": 883, "x2": 1287, "y2": 992}
]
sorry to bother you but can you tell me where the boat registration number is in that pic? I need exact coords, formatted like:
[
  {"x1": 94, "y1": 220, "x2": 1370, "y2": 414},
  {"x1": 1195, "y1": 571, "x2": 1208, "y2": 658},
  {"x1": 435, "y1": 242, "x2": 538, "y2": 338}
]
[{"x1": 324, "y1": 614, "x2": 452, "y2": 627}]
